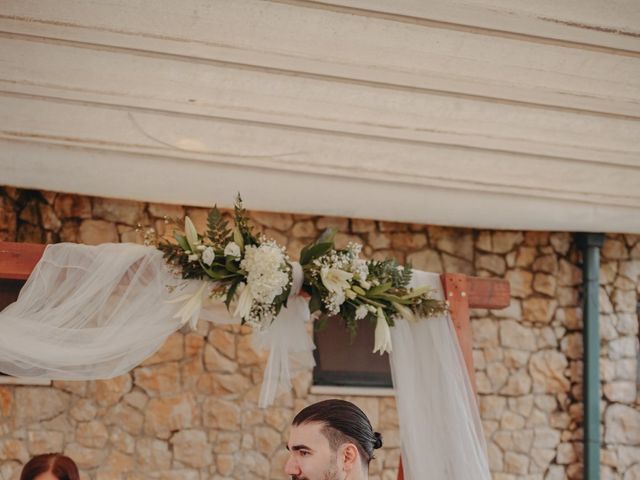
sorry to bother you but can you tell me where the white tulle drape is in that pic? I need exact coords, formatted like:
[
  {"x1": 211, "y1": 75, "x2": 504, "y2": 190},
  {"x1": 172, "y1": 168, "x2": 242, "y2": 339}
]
[
  {"x1": 0, "y1": 243, "x2": 490, "y2": 477},
  {"x1": 389, "y1": 270, "x2": 491, "y2": 480},
  {"x1": 0, "y1": 243, "x2": 315, "y2": 406},
  {"x1": 0, "y1": 243, "x2": 181, "y2": 379}
]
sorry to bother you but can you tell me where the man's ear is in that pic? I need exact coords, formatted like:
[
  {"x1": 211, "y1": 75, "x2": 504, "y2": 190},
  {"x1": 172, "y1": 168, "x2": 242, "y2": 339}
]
[{"x1": 339, "y1": 443, "x2": 359, "y2": 473}]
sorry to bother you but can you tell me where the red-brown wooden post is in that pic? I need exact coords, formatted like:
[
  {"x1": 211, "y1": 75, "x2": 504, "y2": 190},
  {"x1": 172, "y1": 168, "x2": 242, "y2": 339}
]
[{"x1": 441, "y1": 272, "x2": 476, "y2": 391}]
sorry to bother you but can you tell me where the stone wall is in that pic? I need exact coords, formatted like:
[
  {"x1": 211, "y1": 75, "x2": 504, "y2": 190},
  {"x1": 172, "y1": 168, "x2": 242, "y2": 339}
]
[{"x1": 0, "y1": 187, "x2": 638, "y2": 480}]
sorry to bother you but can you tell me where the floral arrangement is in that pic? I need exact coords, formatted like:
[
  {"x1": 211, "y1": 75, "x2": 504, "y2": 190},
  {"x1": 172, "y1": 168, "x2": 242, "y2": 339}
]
[
  {"x1": 156, "y1": 196, "x2": 447, "y2": 355},
  {"x1": 299, "y1": 228, "x2": 447, "y2": 355},
  {"x1": 158, "y1": 195, "x2": 292, "y2": 330}
]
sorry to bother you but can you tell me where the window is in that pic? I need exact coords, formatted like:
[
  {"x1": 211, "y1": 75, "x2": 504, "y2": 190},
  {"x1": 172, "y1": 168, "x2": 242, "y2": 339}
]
[
  {"x1": 0, "y1": 279, "x2": 24, "y2": 310},
  {"x1": 313, "y1": 316, "x2": 392, "y2": 389}
]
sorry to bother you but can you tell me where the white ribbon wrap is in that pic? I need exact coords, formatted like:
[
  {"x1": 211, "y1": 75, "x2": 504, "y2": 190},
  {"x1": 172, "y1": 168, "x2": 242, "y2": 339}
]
[{"x1": 252, "y1": 263, "x2": 315, "y2": 407}]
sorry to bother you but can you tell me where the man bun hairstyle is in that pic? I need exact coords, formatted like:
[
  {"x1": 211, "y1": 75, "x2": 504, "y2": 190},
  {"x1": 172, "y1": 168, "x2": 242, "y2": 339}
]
[
  {"x1": 292, "y1": 399, "x2": 383, "y2": 465},
  {"x1": 374, "y1": 431, "x2": 383, "y2": 449}
]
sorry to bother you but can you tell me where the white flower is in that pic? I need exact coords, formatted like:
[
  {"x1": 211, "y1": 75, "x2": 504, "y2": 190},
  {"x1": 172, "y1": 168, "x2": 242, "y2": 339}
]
[
  {"x1": 224, "y1": 241, "x2": 242, "y2": 259},
  {"x1": 168, "y1": 282, "x2": 207, "y2": 330},
  {"x1": 320, "y1": 267, "x2": 353, "y2": 294},
  {"x1": 355, "y1": 304, "x2": 369, "y2": 320},
  {"x1": 233, "y1": 282, "x2": 253, "y2": 320},
  {"x1": 332, "y1": 290, "x2": 345, "y2": 309},
  {"x1": 202, "y1": 247, "x2": 215, "y2": 266},
  {"x1": 240, "y1": 243, "x2": 290, "y2": 304},
  {"x1": 373, "y1": 308, "x2": 392, "y2": 355},
  {"x1": 188, "y1": 254, "x2": 199, "y2": 262},
  {"x1": 351, "y1": 258, "x2": 369, "y2": 282},
  {"x1": 347, "y1": 242, "x2": 362, "y2": 256},
  {"x1": 184, "y1": 216, "x2": 200, "y2": 251}
]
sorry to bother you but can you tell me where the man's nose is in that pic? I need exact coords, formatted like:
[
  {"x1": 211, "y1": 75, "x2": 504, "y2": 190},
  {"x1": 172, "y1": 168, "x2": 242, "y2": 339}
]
[{"x1": 284, "y1": 455, "x2": 300, "y2": 475}]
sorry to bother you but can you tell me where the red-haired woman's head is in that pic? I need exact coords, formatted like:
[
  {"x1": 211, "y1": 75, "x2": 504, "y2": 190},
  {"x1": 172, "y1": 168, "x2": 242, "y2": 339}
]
[{"x1": 20, "y1": 453, "x2": 80, "y2": 480}]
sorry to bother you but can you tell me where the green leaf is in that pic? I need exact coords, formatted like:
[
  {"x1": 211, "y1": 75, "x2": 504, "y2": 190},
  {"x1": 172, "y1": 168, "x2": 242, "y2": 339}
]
[
  {"x1": 232, "y1": 194, "x2": 262, "y2": 247},
  {"x1": 366, "y1": 282, "x2": 392, "y2": 297},
  {"x1": 317, "y1": 227, "x2": 337, "y2": 245},
  {"x1": 352, "y1": 285, "x2": 366, "y2": 296},
  {"x1": 272, "y1": 279, "x2": 292, "y2": 316},
  {"x1": 314, "y1": 316, "x2": 329, "y2": 331},
  {"x1": 359, "y1": 297, "x2": 386, "y2": 308},
  {"x1": 309, "y1": 286, "x2": 322, "y2": 313},
  {"x1": 233, "y1": 227, "x2": 244, "y2": 251},
  {"x1": 299, "y1": 245, "x2": 310, "y2": 264},
  {"x1": 224, "y1": 278, "x2": 242, "y2": 310},
  {"x1": 225, "y1": 257, "x2": 239, "y2": 273},
  {"x1": 207, "y1": 205, "x2": 231, "y2": 246},
  {"x1": 401, "y1": 288, "x2": 431, "y2": 300},
  {"x1": 375, "y1": 292, "x2": 412, "y2": 304},
  {"x1": 174, "y1": 233, "x2": 190, "y2": 252},
  {"x1": 199, "y1": 262, "x2": 222, "y2": 279},
  {"x1": 300, "y1": 242, "x2": 333, "y2": 265}
]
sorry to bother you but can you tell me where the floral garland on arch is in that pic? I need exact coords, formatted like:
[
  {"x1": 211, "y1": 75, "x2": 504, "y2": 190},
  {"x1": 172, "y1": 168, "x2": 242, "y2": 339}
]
[
  {"x1": 157, "y1": 196, "x2": 292, "y2": 331},
  {"x1": 156, "y1": 195, "x2": 448, "y2": 355},
  {"x1": 299, "y1": 229, "x2": 448, "y2": 354}
]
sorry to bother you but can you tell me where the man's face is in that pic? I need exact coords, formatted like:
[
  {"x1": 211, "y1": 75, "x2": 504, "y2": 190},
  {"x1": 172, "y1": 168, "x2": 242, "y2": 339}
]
[{"x1": 284, "y1": 421, "x2": 342, "y2": 480}]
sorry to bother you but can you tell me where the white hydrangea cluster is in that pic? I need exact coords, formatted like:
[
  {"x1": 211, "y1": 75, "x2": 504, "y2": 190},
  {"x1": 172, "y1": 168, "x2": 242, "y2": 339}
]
[
  {"x1": 242, "y1": 242, "x2": 291, "y2": 303},
  {"x1": 237, "y1": 241, "x2": 292, "y2": 327}
]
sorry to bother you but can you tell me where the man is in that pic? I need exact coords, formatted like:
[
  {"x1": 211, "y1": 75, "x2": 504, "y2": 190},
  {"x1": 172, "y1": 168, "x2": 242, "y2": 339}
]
[{"x1": 285, "y1": 399, "x2": 383, "y2": 480}]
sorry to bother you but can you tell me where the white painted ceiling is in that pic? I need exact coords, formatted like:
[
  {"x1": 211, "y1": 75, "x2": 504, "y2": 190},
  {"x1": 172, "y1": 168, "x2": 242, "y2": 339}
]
[{"x1": 1, "y1": 1, "x2": 639, "y2": 232}]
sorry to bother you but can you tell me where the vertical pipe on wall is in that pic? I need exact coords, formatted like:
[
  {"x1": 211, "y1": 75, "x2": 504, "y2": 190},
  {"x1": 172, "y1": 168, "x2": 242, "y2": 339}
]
[{"x1": 576, "y1": 233, "x2": 604, "y2": 480}]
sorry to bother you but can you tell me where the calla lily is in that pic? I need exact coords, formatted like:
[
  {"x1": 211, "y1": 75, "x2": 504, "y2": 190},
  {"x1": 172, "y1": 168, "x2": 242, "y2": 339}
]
[
  {"x1": 233, "y1": 283, "x2": 254, "y2": 320},
  {"x1": 168, "y1": 282, "x2": 207, "y2": 330},
  {"x1": 320, "y1": 267, "x2": 353, "y2": 294},
  {"x1": 184, "y1": 216, "x2": 200, "y2": 252},
  {"x1": 373, "y1": 307, "x2": 392, "y2": 355},
  {"x1": 392, "y1": 301, "x2": 417, "y2": 323}
]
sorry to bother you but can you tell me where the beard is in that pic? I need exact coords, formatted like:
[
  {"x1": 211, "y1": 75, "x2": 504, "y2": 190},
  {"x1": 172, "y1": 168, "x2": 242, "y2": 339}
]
[{"x1": 290, "y1": 461, "x2": 340, "y2": 480}]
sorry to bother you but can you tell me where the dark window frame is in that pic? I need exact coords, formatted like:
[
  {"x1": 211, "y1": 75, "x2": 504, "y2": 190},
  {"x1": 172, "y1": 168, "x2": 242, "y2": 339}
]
[{"x1": 312, "y1": 316, "x2": 393, "y2": 388}]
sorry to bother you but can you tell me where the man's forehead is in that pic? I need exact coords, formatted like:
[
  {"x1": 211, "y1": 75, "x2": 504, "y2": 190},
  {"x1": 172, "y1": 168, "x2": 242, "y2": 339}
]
[{"x1": 288, "y1": 421, "x2": 329, "y2": 448}]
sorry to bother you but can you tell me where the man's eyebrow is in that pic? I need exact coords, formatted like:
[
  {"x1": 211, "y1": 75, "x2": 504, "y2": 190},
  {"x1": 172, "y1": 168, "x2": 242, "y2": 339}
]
[{"x1": 287, "y1": 444, "x2": 312, "y2": 452}]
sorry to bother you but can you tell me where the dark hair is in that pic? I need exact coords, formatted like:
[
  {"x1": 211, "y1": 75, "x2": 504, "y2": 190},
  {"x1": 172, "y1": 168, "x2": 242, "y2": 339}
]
[
  {"x1": 292, "y1": 399, "x2": 383, "y2": 466},
  {"x1": 20, "y1": 453, "x2": 80, "y2": 480}
]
